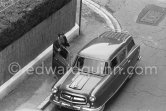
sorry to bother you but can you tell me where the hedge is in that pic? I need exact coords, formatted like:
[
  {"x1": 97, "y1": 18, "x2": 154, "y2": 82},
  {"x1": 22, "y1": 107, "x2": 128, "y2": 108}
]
[{"x1": 0, "y1": 0, "x2": 71, "y2": 51}]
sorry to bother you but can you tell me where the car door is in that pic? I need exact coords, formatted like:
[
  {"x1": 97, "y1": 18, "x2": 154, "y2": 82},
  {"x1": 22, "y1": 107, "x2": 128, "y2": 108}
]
[
  {"x1": 100, "y1": 49, "x2": 127, "y2": 101},
  {"x1": 94, "y1": 48, "x2": 130, "y2": 106},
  {"x1": 126, "y1": 39, "x2": 140, "y2": 75},
  {"x1": 118, "y1": 47, "x2": 129, "y2": 79},
  {"x1": 110, "y1": 48, "x2": 128, "y2": 94},
  {"x1": 52, "y1": 44, "x2": 70, "y2": 78}
]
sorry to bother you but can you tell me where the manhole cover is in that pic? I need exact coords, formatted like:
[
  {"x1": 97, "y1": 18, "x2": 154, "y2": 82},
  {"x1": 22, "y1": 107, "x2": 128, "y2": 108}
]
[{"x1": 137, "y1": 4, "x2": 166, "y2": 26}]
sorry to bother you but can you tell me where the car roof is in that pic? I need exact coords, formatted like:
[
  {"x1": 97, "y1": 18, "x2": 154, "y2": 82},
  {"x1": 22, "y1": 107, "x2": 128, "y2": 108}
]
[{"x1": 79, "y1": 31, "x2": 132, "y2": 61}]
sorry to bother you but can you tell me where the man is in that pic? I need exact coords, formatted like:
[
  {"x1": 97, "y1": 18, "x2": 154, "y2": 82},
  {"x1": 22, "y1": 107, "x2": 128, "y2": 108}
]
[
  {"x1": 52, "y1": 33, "x2": 70, "y2": 78},
  {"x1": 57, "y1": 33, "x2": 70, "y2": 59},
  {"x1": 53, "y1": 33, "x2": 70, "y2": 58},
  {"x1": 58, "y1": 33, "x2": 70, "y2": 48}
]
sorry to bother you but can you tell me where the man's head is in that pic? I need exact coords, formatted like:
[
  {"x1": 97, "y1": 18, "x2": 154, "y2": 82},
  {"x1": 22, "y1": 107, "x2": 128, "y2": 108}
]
[{"x1": 58, "y1": 33, "x2": 70, "y2": 47}]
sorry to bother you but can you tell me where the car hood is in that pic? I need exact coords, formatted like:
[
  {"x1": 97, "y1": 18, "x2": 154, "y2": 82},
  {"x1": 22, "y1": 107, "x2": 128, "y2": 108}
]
[{"x1": 59, "y1": 71, "x2": 105, "y2": 96}]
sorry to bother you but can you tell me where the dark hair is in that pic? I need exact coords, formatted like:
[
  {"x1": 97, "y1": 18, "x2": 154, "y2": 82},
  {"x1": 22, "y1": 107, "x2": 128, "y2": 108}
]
[
  {"x1": 57, "y1": 33, "x2": 70, "y2": 47},
  {"x1": 63, "y1": 35, "x2": 70, "y2": 47},
  {"x1": 58, "y1": 33, "x2": 64, "y2": 37}
]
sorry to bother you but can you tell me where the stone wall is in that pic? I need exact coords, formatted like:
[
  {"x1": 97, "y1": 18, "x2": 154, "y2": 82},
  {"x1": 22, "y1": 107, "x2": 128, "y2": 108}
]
[{"x1": 0, "y1": 0, "x2": 77, "y2": 85}]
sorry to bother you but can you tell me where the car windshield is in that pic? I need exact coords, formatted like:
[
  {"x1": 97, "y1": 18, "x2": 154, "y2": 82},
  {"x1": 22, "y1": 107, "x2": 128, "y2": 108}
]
[{"x1": 73, "y1": 56, "x2": 110, "y2": 75}]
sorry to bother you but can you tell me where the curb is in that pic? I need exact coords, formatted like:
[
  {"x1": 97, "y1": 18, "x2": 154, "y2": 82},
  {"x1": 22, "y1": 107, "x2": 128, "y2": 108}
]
[
  {"x1": 83, "y1": 0, "x2": 121, "y2": 32},
  {"x1": 83, "y1": 0, "x2": 115, "y2": 31},
  {"x1": 37, "y1": 94, "x2": 52, "y2": 110},
  {"x1": 0, "y1": 23, "x2": 79, "y2": 101}
]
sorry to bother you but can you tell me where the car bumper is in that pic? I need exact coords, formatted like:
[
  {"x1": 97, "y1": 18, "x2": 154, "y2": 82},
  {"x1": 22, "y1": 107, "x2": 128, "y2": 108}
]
[{"x1": 50, "y1": 99, "x2": 102, "y2": 111}]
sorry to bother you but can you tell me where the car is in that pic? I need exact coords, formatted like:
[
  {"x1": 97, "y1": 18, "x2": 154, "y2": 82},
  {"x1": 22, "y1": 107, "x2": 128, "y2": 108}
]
[{"x1": 49, "y1": 31, "x2": 141, "y2": 111}]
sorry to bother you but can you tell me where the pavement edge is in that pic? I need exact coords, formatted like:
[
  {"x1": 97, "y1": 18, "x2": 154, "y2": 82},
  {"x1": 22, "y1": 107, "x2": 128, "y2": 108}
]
[
  {"x1": 0, "y1": 23, "x2": 79, "y2": 101},
  {"x1": 83, "y1": 0, "x2": 121, "y2": 32}
]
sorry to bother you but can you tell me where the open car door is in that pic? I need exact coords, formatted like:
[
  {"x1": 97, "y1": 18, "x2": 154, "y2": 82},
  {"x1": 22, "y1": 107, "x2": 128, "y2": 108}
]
[{"x1": 52, "y1": 44, "x2": 70, "y2": 78}]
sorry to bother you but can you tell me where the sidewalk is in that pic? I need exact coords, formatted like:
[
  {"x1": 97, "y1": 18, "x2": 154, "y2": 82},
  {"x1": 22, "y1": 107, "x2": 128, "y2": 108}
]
[{"x1": 0, "y1": 4, "x2": 109, "y2": 111}]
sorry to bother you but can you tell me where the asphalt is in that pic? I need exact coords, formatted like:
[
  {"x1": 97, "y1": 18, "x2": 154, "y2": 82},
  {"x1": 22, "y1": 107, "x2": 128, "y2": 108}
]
[{"x1": 92, "y1": 0, "x2": 166, "y2": 111}]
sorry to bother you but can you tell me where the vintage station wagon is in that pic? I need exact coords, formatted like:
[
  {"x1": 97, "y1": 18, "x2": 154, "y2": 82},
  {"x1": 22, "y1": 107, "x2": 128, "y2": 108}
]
[{"x1": 50, "y1": 31, "x2": 141, "y2": 111}]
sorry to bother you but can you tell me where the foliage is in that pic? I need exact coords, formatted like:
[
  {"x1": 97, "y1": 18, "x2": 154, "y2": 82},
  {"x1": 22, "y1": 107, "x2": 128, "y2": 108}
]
[{"x1": 0, "y1": 0, "x2": 71, "y2": 51}]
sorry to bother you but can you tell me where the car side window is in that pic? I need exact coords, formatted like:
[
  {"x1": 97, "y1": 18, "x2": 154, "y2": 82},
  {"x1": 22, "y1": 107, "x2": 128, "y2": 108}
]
[
  {"x1": 127, "y1": 39, "x2": 135, "y2": 53},
  {"x1": 118, "y1": 48, "x2": 126, "y2": 63},
  {"x1": 110, "y1": 57, "x2": 118, "y2": 69}
]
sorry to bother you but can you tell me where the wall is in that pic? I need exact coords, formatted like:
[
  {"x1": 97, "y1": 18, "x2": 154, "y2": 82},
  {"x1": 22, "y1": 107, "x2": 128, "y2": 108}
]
[{"x1": 0, "y1": 0, "x2": 77, "y2": 85}]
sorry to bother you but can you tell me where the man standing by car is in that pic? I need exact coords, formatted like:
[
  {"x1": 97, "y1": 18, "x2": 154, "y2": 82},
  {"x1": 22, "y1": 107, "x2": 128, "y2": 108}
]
[{"x1": 52, "y1": 33, "x2": 70, "y2": 79}]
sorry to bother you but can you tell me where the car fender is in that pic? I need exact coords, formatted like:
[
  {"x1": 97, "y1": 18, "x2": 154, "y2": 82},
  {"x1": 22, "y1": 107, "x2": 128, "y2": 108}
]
[
  {"x1": 52, "y1": 68, "x2": 72, "y2": 88},
  {"x1": 90, "y1": 75, "x2": 113, "y2": 107}
]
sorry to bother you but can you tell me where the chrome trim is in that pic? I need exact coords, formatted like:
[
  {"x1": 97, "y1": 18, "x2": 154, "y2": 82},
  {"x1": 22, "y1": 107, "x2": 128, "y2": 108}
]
[
  {"x1": 51, "y1": 99, "x2": 104, "y2": 111},
  {"x1": 60, "y1": 96, "x2": 86, "y2": 105},
  {"x1": 127, "y1": 45, "x2": 139, "y2": 58},
  {"x1": 51, "y1": 99, "x2": 81, "y2": 110},
  {"x1": 60, "y1": 92, "x2": 87, "y2": 105},
  {"x1": 123, "y1": 35, "x2": 132, "y2": 43}
]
